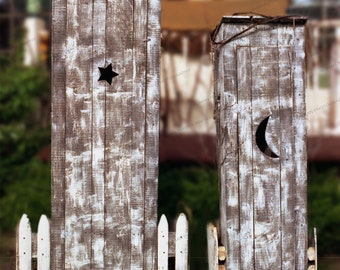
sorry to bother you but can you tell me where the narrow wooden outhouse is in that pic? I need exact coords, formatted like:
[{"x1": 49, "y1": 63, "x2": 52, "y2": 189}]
[
  {"x1": 51, "y1": 1, "x2": 160, "y2": 269},
  {"x1": 212, "y1": 16, "x2": 308, "y2": 269}
]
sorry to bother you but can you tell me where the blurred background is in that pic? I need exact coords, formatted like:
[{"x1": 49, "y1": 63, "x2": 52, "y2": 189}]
[{"x1": 1, "y1": 0, "x2": 340, "y2": 269}]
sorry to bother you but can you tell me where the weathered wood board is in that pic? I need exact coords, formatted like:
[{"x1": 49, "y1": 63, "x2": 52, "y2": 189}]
[
  {"x1": 51, "y1": 1, "x2": 160, "y2": 269},
  {"x1": 212, "y1": 16, "x2": 307, "y2": 270}
]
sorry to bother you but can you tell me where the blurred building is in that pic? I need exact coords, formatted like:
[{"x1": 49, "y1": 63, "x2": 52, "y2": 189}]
[
  {"x1": 0, "y1": 0, "x2": 50, "y2": 60},
  {"x1": 160, "y1": 0, "x2": 340, "y2": 163},
  {"x1": 287, "y1": 0, "x2": 340, "y2": 160},
  {"x1": 160, "y1": 0, "x2": 290, "y2": 164}
]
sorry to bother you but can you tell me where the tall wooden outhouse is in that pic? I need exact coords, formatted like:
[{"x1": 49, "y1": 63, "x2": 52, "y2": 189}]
[
  {"x1": 212, "y1": 16, "x2": 308, "y2": 269},
  {"x1": 51, "y1": 1, "x2": 160, "y2": 269}
]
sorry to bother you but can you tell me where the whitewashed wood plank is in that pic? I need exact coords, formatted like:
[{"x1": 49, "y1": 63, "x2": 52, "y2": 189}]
[
  {"x1": 251, "y1": 45, "x2": 282, "y2": 270},
  {"x1": 158, "y1": 215, "x2": 169, "y2": 270},
  {"x1": 218, "y1": 22, "x2": 251, "y2": 270},
  {"x1": 145, "y1": 1, "x2": 161, "y2": 267},
  {"x1": 64, "y1": 0, "x2": 93, "y2": 268},
  {"x1": 37, "y1": 215, "x2": 50, "y2": 270},
  {"x1": 91, "y1": 0, "x2": 106, "y2": 267},
  {"x1": 17, "y1": 214, "x2": 32, "y2": 270},
  {"x1": 219, "y1": 24, "x2": 240, "y2": 270},
  {"x1": 248, "y1": 24, "x2": 282, "y2": 270},
  {"x1": 104, "y1": 1, "x2": 134, "y2": 268},
  {"x1": 51, "y1": 0, "x2": 66, "y2": 268},
  {"x1": 292, "y1": 24, "x2": 308, "y2": 270},
  {"x1": 175, "y1": 214, "x2": 188, "y2": 270},
  {"x1": 278, "y1": 24, "x2": 296, "y2": 269},
  {"x1": 130, "y1": 1, "x2": 148, "y2": 269},
  {"x1": 236, "y1": 46, "x2": 254, "y2": 270},
  {"x1": 207, "y1": 224, "x2": 218, "y2": 270}
]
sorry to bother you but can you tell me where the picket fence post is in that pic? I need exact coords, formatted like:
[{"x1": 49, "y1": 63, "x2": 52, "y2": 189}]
[
  {"x1": 37, "y1": 215, "x2": 50, "y2": 270},
  {"x1": 16, "y1": 214, "x2": 50, "y2": 270},
  {"x1": 207, "y1": 224, "x2": 218, "y2": 270},
  {"x1": 16, "y1": 214, "x2": 32, "y2": 270},
  {"x1": 157, "y1": 213, "x2": 189, "y2": 270},
  {"x1": 158, "y1": 215, "x2": 169, "y2": 270},
  {"x1": 175, "y1": 213, "x2": 188, "y2": 270}
]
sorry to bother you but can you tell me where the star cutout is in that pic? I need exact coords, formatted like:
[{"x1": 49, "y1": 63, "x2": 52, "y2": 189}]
[{"x1": 98, "y1": 63, "x2": 119, "y2": 85}]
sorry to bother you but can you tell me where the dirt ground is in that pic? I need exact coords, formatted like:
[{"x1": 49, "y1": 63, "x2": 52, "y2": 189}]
[{"x1": 0, "y1": 233, "x2": 15, "y2": 270}]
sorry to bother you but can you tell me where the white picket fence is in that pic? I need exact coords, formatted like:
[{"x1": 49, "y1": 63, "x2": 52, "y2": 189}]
[
  {"x1": 16, "y1": 213, "x2": 189, "y2": 270},
  {"x1": 16, "y1": 214, "x2": 50, "y2": 270},
  {"x1": 158, "y1": 213, "x2": 189, "y2": 270}
]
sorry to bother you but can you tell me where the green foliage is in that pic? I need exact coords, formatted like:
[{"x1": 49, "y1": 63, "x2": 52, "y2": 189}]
[
  {"x1": 0, "y1": 54, "x2": 50, "y2": 232},
  {"x1": 0, "y1": 158, "x2": 51, "y2": 232},
  {"x1": 308, "y1": 163, "x2": 340, "y2": 256},
  {"x1": 159, "y1": 163, "x2": 219, "y2": 269}
]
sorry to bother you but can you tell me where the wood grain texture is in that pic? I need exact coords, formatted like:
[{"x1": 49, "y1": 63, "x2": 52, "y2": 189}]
[
  {"x1": 51, "y1": 1, "x2": 160, "y2": 269},
  {"x1": 251, "y1": 45, "x2": 281, "y2": 270},
  {"x1": 213, "y1": 17, "x2": 307, "y2": 270},
  {"x1": 144, "y1": 1, "x2": 161, "y2": 269},
  {"x1": 236, "y1": 46, "x2": 254, "y2": 270},
  {"x1": 292, "y1": 24, "x2": 308, "y2": 270},
  {"x1": 51, "y1": 0, "x2": 66, "y2": 268},
  {"x1": 91, "y1": 0, "x2": 106, "y2": 268}
]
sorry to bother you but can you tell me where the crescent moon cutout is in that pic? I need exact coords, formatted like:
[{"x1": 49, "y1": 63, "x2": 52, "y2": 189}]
[{"x1": 255, "y1": 116, "x2": 279, "y2": 158}]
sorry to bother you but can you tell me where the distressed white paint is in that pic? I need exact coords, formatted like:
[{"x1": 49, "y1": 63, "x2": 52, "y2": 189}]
[
  {"x1": 52, "y1": 0, "x2": 160, "y2": 268},
  {"x1": 213, "y1": 16, "x2": 307, "y2": 270}
]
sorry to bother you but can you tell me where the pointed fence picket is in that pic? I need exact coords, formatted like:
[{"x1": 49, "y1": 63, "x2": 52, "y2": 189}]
[
  {"x1": 16, "y1": 214, "x2": 50, "y2": 270},
  {"x1": 207, "y1": 224, "x2": 218, "y2": 270},
  {"x1": 158, "y1": 213, "x2": 189, "y2": 270}
]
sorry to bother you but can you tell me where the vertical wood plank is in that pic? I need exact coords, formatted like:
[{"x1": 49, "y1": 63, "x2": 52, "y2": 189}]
[
  {"x1": 292, "y1": 24, "x2": 308, "y2": 270},
  {"x1": 175, "y1": 214, "x2": 188, "y2": 270},
  {"x1": 217, "y1": 23, "x2": 251, "y2": 270},
  {"x1": 278, "y1": 25, "x2": 296, "y2": 270},
  {"x1": 17, "y1": 214, "x2": 32, "y2": 270},
  {"x1": 236, "y1": 46, "x2": 254, "y2": 270},
  {"x1": 91, "y1": 0, "x2": 106, "y2": 268},
  {"x1": 145, "y1": 1, "x2": 161, "y2": 268},
  {"x1": 37, "y1": 215, "x2": 50, "y2": 270},
  {"x1": 248, "y1": 24, "x2": 282, "y2": 270},
  {"x1": 131, "y1": 1, "x2": 148, "y2": 269},
  {"x1": 251, "y1": 45, "x2": 282, "y2": 270},
  {"x1": 104, "y1": 1, "x2": 133, "y2": 269},
  {"x1": 64, "y1": 0, "x2": 93, "y2": 268},
  {"x1": 219, "y1": 24, "x2": 240, "y2": 270},
  {"x1": 51, "y1": 0, "x2": 66, "y2": 268},
  {"x1": 158, "y1": 215, "x2": 169, "y2": 270}
]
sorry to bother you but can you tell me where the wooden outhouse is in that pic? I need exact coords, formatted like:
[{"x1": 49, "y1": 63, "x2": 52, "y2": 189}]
[
  {"x1": 51, "y1": 1, "x2": 160, "y2": 269},
  {"x1": 212, "y1": 16, "x2": 308, "y2": 269}
]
